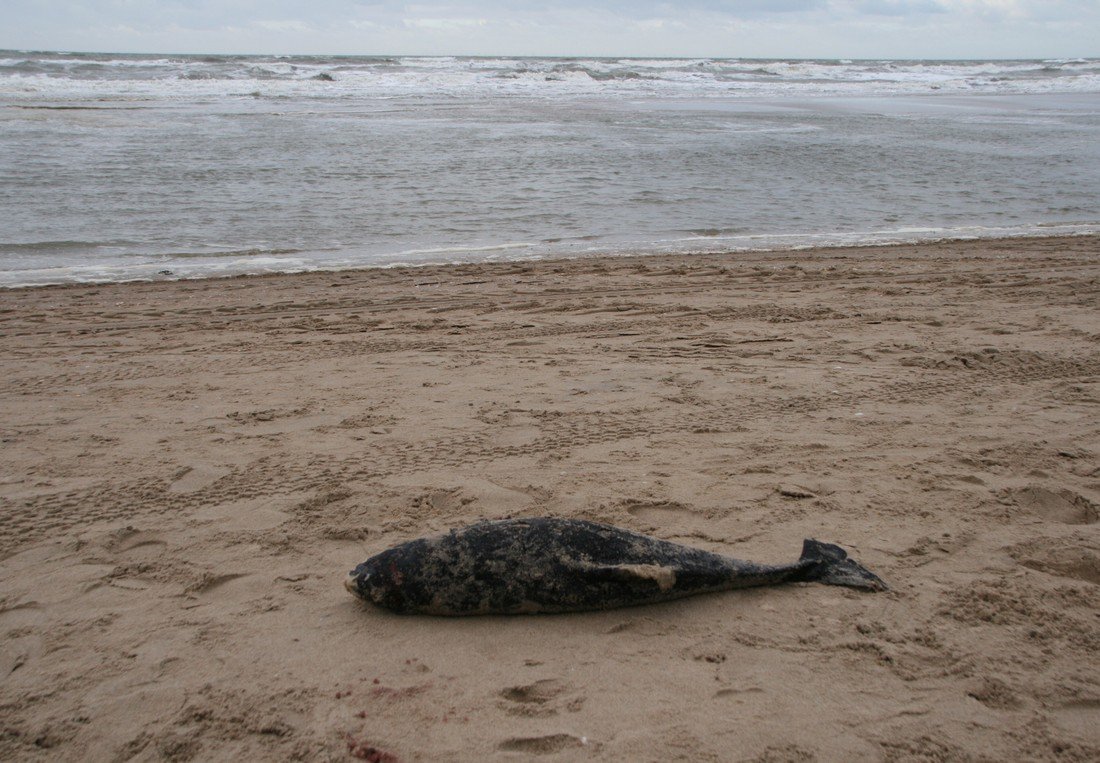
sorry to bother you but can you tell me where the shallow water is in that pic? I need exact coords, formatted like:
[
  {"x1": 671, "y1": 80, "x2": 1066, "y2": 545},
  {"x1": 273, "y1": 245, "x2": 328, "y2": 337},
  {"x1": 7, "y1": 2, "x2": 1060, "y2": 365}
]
[{"x1": 2, "y1": 53, "x2": 1099, "y2": 286}]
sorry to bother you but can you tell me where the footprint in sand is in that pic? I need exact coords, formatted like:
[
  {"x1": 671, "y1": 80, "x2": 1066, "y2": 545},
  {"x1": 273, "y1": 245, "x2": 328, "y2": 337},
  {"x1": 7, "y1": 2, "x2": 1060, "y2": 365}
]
[
  {"x1": 500, "y1": 679, "x2": 566, "y2": 705},
  {"x1": 966, "y1": 677, "x2": 1023, "y2": 710},
  {"x1": 100, "y1": 526, "x2": 168, "y2": 554},
  {"x1": 620, "y1": 499, "x2": 733, "y2": 541},
  {"x1": 167, "y1": 464, "x2": 231, "y2": 494},
  {"x1": 1009, "y1": 486, "x2": 1098, "y2": 525},
  {"x1": 1008, "y1": 537, "x2": 1100, "y2": 584},
  {"x1": 1052, "y1": 699, "x2": 1100, "y2": 738},
  {"x1": 185, "y1": 572, "x2": 250, "y2": 595},
  {"x1": 621, "y1": 499, "x2": 704, "y2": 529},
  {"x1": 97, "y1": 528, "x2": 250, "y2": 596},
  {"x1": 498, "y1": 678, "x2": 585, "y2": 717},
  {"x1": 497, "y1": 734, "x2": 588, "y2": 754}
]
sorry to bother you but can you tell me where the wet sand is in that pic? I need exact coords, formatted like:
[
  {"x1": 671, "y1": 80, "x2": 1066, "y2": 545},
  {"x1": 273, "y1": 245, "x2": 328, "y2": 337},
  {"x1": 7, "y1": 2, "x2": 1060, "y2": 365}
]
[{"x1": 1, "y1": 235, "x2": 1098, "y2": 760}]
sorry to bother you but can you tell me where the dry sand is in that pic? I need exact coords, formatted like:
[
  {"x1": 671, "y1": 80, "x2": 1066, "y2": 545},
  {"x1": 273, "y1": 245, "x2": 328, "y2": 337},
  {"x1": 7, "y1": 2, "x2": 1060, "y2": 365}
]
[{"x1": 1, "y1": 235, "x2": 1099, "y2": 761}]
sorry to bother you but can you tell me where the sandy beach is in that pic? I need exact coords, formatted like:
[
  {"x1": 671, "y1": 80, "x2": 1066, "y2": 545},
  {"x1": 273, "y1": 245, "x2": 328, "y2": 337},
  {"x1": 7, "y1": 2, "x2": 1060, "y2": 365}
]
[{"x1": 1, "y1": 235, "x2": 1098, "y2": 761}]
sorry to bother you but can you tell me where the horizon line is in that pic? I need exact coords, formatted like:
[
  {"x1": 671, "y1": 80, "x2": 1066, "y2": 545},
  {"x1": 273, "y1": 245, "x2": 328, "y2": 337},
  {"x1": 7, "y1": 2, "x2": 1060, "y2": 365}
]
[{"x1": 4, "y1": 47, "x2": 1097, "y2": 63}]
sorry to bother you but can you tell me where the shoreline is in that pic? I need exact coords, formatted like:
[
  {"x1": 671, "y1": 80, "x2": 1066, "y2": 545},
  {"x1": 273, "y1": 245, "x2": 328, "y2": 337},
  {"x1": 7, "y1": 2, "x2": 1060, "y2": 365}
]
[
  {"x1": 2, "y1": 234, "x2": 1099, "y2": 760},
  {"x1": 6, "y1": 231, "x2": 1099, "y2": 292}
]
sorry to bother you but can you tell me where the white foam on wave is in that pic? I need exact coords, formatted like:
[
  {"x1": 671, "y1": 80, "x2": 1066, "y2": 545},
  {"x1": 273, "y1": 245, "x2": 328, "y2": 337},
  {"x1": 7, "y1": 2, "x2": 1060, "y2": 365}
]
[
  {"x1": 3, "y1": 55, "x2": 1098, "y2": 103},
  {"x1": 393, "y1": 242, "x2": 536, "y2": 256}
]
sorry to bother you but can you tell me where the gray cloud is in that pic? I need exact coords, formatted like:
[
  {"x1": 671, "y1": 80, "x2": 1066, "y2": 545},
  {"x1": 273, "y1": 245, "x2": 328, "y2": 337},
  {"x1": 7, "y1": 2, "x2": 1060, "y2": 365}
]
[
  {"x1": 854, "y1": 0, "x2": 946, "y2": 16},
  {"x1": 1, "y1": 0, "x2": 1097, "y2": 57}
]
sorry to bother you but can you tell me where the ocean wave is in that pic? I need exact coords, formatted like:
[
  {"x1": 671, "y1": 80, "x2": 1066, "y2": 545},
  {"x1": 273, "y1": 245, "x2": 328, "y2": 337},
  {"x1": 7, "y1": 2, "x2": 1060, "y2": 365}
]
[
  {"x1": 0, "y1": 241, "x2": 312, "y2": 261},
  {"x1": 0, "y1": 239, "x2": 136, "y2": 253},
  {"x1": 3, "y1": 52, "x2": 1098, "y2": 100},
  {"x1": 164, "y1": 247, "x2": 310, "y2": 259},
  {"x1": 546, "y1": 63, "x2": 655, "y2": 81}
]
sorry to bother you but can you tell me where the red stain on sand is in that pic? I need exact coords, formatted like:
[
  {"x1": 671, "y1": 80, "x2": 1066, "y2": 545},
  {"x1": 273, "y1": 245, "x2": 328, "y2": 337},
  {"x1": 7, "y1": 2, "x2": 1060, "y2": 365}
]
[{"x1": 345, "y1": 733, "x2": 399, "y2": 762}]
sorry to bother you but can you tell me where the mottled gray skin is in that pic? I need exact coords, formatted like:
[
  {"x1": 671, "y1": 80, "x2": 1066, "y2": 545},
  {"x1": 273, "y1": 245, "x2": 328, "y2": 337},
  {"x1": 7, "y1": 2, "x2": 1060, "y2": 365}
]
[{"x1": 346, "y1": 517, "x2": 887, "y2": 615}]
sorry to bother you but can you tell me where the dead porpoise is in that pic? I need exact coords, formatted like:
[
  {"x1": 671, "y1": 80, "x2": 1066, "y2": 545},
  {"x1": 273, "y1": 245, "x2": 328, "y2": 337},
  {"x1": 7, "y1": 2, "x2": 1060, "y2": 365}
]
[{"x1": 345, "y1": 517, "x2": 887, "y2": 615}]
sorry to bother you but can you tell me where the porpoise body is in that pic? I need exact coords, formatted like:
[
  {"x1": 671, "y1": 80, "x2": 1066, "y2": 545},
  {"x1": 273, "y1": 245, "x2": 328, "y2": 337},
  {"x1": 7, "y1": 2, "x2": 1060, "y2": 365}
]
[{"x1": 346, "y1": 517, "x2": 886, "y2": 615}]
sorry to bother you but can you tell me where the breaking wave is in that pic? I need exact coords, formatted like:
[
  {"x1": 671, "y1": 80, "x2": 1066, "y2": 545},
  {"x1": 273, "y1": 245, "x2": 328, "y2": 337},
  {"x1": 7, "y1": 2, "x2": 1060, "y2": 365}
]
[{"x1": 2, "y1": 52, "x2": 1098, "y2": 100}]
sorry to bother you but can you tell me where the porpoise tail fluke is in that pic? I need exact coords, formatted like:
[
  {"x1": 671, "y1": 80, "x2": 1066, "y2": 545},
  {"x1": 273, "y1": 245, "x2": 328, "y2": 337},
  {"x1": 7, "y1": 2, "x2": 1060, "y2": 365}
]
[{"x1": 796, "y1": 539, "x2": 888, "y2": 592}]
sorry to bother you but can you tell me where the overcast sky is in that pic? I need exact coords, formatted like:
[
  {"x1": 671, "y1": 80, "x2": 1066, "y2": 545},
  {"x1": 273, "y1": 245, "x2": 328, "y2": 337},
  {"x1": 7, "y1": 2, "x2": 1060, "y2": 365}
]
[{"x1": 2, "y1": 1, "x2": 1097, "y2": 59}]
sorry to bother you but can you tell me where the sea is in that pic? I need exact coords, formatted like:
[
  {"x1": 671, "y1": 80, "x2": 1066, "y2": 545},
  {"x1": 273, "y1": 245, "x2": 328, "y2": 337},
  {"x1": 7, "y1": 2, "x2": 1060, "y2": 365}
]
[{"x1": 2, "y1": 52, "x2": 1099, "y2": 286}]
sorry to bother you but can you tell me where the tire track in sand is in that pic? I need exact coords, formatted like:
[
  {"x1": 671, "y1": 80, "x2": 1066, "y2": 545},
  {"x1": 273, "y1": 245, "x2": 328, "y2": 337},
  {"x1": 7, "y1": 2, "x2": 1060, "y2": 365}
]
[{"x1": 3, "y1": 351, "x2": 1096, "y2": 558}]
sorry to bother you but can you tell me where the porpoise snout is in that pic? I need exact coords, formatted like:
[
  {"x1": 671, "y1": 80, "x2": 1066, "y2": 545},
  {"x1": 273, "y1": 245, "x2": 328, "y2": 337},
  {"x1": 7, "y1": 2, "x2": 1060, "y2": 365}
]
[{"x1": 345, "y1": 571, "x2": 363, "y2": 599}]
